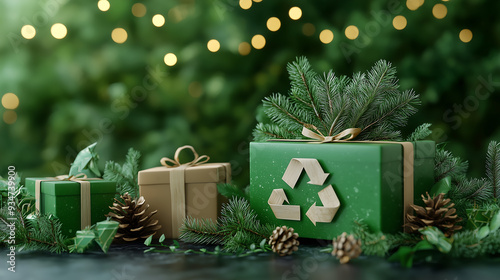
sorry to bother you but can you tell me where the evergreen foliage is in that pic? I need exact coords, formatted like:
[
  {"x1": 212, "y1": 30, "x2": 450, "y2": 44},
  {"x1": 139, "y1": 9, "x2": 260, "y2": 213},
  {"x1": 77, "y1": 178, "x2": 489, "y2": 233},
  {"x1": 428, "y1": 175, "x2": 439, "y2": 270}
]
[
  {"x1": 434, "y1": 145, "x2": 469, "y2": 183},
  {"x1": 406, "y1": 123, "x2": 432, "y2": 142},
  {"x1": 352, "y1": 221, "x2": 419, "y2": 257},
  {"x1": 180, "y1": 197, "x2": 276, "y2": 253},
  {"x1": 103, "y1": 148, "x2": 141, "y2": 199},
  {"x1": 254, "y1": 57, "x2": 420, "y2": 141}
]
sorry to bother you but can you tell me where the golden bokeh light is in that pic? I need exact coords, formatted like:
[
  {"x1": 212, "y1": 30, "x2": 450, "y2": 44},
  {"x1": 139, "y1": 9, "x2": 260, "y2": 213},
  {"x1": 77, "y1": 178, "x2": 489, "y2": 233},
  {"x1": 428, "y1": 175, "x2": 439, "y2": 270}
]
[
  {"x1": 319, "y1": 29, "x2": 334, "y2": 44},
  {"x1": 21, "y1": 25, "x2": 36, "y2": 39},
  {"x1": 392, "y1": 15, "x2": 407, "y2": 30},
  {"x1": 459, "y1": 29, "x2": 473, "y2": 43},
  {"x1": 251, "y1": 34, "x2": 266, "y2": 49},
  {"x1": 240, "y1": 0, "x2": 252, "y2": 10},
  {"x1": 345, "y1": 25, "x2": 359, "y2": 40},
  {"x1": 164, "y1": 53, "x2": 177, "y2": 66},
  {"x1": 302, "y1": 23, "x2": 315, "y2": 36},
  {"x1": 406, "y1": 0, "x2": 424, "y2": 11},
  {"x1": 289, "y1": 7, "x2": 302, "y2": 20},
  {"x1": 152, "y1": 14, "x2": 165, "y2": 27},
  {"x1": 207, "y1": 39, "x2": 221, "y2": 52},
  {"x1": 132, "y1": 3, "x2": 147, "y2": 17},
  {"x1": 253, "y1": 0, "x2": 263, "y2": 2},
  {"x1": 3, "y1": 111, "x2": 17, "y2": 125},
  {"x1": 266, "y1": 17, "x2": 281, "y2": 32},
  {"x1": 238, "y1": 42, "x2": 251, "y2": 56},
  {"x1": 2, "y1": 93, "x2": 19, "y2": 110},
  {"x1": 188, "y1": 81, "x2": 203, "y2": 98},
  {"x1": 111, "y1": 28, "x2": 128, "y2": 44},
  {"x1": 432, "y1": 3, "x2": 447, "y2": 19},
  {"x1": 97, "y1": 0, "x2": 110, "y2": 12},
  {"x1": 51, "y1": 23, "x2": 67, "y2": 39}
]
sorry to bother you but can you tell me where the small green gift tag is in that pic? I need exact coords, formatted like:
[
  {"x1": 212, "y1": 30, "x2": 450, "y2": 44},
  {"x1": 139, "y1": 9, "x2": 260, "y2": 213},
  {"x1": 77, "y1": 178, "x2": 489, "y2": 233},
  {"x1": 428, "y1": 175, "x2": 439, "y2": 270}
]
[
  {"x1": 94, "y1": 220, "x2": 119, "y2": 253},
  {"x1": 74, "y1": 229, "x2": 97, "y2": 253}
]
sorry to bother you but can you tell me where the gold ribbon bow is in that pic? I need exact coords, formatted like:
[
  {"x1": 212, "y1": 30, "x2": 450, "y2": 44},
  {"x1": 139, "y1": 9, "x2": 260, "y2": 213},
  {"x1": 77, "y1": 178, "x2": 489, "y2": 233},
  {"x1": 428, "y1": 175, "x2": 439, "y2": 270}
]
[
  {"x1": 35, "y1": 173, "x2": 99, "y2": 230},
  {"x1": 160, "y1": 145, "x2": 210, "y2": 237},
  {"x1": 160, "y1": 145, "x2": 210, "y2": 168},
  {"x1": 301, "y1": 125, "x2": 361, "y2": 142}
]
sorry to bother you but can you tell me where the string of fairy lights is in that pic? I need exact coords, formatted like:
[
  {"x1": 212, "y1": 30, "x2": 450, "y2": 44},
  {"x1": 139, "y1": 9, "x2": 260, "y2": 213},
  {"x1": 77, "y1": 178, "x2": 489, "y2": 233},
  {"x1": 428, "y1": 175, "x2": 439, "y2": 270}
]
[{"x1": 4, "y1": 0, "x2": 473, "y2": 125}]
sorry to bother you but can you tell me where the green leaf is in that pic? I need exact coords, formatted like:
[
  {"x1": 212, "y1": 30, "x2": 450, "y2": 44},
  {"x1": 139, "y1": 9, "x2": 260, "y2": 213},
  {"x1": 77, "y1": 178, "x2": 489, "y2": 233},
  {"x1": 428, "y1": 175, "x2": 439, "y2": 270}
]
[
  {"x1": 420, "y1": 227, "x2": 452, "y2": 253},
  {"x1": 477, "y1": 226, "x2": 491, "y2": 239},
  {"x1": 94, "y1": 220, "x2": 119, "y2": 253},
  {"x1": 388, "y1": 246, "x2": 416, "y2": 268},
  {"x1": 259, "y1": 238, "x2": 267, "y2": 250},
  {"x1": 69, "y1": 142, "x2": 101, "y2": 177},
  {"x1": 144, "y1": 248, "x2": 155, "y2": 253},
  {"x1": 169, "y1": 246, "x2": 176, "y2": 252},
  {"x1": 173, "y1": 239, "x2": 180, "y2": 247},
  {"x1": 159, "y1": 234, "x2": 165, "y2": 243},
  {"x1": 144, "y1": 235, "x2": 153, "y2": 246},
  {"x1": 200, "y1": 248, "x2": 207, "y2": 253},
  {"x1": 250, "y1": 244, "x2": 256, "y2": 251},
  {"x1": 430, "y1": 176, "x2": 452, "y2": 196},
  {"x1": 489, "y1": 211, "x2": 500, "y2": 232}
]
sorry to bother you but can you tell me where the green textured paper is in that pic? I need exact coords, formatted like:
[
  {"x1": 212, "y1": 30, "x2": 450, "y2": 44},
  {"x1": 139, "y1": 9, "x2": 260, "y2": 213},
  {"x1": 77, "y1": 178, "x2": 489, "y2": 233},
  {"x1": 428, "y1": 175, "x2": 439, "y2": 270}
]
[
  {"x1": 74, "y1": 230, "x2": 96, "y2": 253},
  {"x1": 94, "y1": 220, "x2": 119, "y2": 253},
  {"x1": 250, "y1": 141, "x2": 435, "y2": 240},
  {"x1": 25, "y1": 178, "x2": 116, "y2": 236}
]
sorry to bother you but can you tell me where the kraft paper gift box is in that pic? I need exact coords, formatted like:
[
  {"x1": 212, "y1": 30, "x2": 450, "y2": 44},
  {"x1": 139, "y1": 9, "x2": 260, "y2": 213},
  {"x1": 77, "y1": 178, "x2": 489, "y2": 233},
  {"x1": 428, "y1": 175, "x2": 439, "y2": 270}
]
[
  {"x1": 138, "y1": 146, "x2": 231, "y2": 239},
  {"x1": 250, "y1": 140, "x2": 435, "y2": 240},
  {"x1": 25, "y1": 176, "x2": 116, "y2": 236}
]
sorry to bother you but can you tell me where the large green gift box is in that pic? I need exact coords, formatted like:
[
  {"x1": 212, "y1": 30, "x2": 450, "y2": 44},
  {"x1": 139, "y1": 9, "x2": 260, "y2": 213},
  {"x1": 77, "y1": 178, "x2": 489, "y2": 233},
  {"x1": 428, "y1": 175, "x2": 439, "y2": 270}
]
[
  {"x1": 250, "y1": 140, "x2": 435, "y2": 240},
  {"x1": 26, "y1": 178, "x2": 116, "y2": 236}
]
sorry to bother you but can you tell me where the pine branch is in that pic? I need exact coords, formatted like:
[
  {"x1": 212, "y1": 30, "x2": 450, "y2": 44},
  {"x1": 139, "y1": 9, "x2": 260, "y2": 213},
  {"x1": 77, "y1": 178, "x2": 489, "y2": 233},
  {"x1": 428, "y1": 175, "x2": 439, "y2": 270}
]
[
  {"x1": 406, "y1": 123, "x2": 432, "y2": 141},
  {"x1": 486, "y1": 141, "x2": 500, "y2": 198},
  {"x1": 434, "y1": 147, "x2": 469, "y2": 182},
  {"x1": 253, "y1": 57, "x2": 420, "y2": 141},
  {"x1": 104, "y1": 148, "x2": 141, "y2": 199},
  {"x1": 180, "y1": 198, "x2": 276, "y2": 252}
]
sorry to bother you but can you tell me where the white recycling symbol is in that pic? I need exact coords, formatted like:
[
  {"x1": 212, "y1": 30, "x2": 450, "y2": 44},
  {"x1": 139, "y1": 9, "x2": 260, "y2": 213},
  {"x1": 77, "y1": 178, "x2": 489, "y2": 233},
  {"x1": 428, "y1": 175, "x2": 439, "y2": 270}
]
[{"x1": 267, "y1": 158, "x2": 341, "y2": 226}]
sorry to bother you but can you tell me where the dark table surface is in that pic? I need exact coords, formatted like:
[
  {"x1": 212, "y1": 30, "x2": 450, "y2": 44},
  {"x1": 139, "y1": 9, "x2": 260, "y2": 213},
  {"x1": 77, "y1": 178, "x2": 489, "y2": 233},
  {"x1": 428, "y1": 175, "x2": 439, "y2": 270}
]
[{"x1": 1, "y1": 240, "x2": 500, "y2": 280}]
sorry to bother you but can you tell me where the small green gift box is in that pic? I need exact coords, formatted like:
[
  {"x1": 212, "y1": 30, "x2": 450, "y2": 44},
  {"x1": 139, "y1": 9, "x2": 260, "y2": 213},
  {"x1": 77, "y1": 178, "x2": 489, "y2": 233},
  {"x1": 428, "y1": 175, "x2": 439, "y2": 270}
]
[
  {"x1": 25, "y1": 177, "x2": 116, "y2": 236},
  {"x1": 250, "y1": 140, "x2": 435, "y2": 240}
]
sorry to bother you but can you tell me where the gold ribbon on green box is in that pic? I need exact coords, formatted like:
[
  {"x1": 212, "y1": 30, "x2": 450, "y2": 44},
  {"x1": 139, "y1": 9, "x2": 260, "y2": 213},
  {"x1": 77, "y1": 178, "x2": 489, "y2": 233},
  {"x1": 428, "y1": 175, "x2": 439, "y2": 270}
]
[
  {"x1": 160, "y1": 145, "x2": 210, "y2": 237},
  {"x1": 35, "y1": 174, "x2": 101, "y2": 230},
  {"x1": 271, "y1": 125, "x2": 415, "y2": 230}
]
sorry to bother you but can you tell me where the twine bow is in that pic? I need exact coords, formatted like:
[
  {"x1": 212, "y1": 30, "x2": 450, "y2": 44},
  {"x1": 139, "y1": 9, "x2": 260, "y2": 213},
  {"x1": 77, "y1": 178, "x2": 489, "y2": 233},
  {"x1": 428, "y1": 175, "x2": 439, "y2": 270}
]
[
  {"x1": 160, "y1": 145, "x2": 210, "y2": 168},
  {"x1": 302, "y1": 125, "x2": 361, "y2": 142}
]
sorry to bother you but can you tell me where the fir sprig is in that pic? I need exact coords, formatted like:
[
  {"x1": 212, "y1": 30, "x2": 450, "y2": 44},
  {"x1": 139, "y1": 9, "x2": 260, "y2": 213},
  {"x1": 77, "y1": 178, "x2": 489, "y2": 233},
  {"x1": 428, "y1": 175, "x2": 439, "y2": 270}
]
[
  {"x1": 103, "y1": 148, "x2": 141, "y2": 199},
  {"x1": 486, "y1": 141, "x2": 500, "y2": 199},
  {"x1": 434, "y1": 146, "x2": 469, "y2": 183},
  {"x1": 254, "y1": 57, "x2": 420, "y2": 141},
  {"x1": 180, "y1": 198, "x2": 276, "y2": 253}
]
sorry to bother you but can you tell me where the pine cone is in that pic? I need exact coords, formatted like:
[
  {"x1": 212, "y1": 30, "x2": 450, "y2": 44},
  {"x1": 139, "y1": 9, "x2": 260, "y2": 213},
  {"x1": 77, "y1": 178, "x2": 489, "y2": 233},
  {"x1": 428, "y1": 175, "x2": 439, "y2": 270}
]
[
  {"x1": 405, "y1": 192, "x2": 463, "y2": 237},
  {"x1": 332, "y1": 232, "x2": 362, "y2": 264},
  {"x1": 107, "y1": 192, "x2": 162, "y2": 242},
  {"x1": 268, "y1": 226, "x2": 300, "y2": 256}
]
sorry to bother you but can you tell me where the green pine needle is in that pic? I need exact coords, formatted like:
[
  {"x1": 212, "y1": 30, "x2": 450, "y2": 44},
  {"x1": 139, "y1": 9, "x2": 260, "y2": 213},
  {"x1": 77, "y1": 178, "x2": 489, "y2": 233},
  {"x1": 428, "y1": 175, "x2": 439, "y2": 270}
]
[
  {"x1": 406, "y1": 123, "x2": 432, "y2": 141},
  {"x1": 103, "y1": 148, "x2": 141, "y2": 199},
  {"x1": 180, "y1": 197, "x2": 275, "y2": 253},
  {"x1": 254, "y1": 57, "x2": 420, "y2": 141}
]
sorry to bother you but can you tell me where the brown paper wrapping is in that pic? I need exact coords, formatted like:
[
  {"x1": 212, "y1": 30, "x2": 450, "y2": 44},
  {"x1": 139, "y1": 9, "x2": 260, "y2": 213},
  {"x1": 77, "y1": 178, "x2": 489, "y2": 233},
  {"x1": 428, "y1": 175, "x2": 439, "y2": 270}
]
[{"x1": 138, "y1": 162, "x2": 231, "y2": 238}]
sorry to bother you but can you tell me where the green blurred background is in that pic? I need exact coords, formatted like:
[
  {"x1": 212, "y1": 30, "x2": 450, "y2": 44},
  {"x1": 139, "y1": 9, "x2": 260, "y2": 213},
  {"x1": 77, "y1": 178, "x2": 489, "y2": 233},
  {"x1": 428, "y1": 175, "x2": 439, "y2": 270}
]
[{"x1": 0, "y1": 0, "x2": 499, "y2": 187}]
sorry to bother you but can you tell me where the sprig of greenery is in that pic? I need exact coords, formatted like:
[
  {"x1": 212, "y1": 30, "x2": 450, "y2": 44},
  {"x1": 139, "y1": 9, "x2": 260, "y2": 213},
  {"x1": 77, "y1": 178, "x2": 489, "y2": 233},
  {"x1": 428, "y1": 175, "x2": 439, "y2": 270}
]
[
  {"x1": 180, "y1": 197, "x2": 276, "y2": 252},
  {"x1": 103, "y1": 148, "x2": 141, "y2": 199},
  {"x1": 254, "y1": 57, "x2": 420, "y2": 141},
  {"x1": 144, "y1": 235, "x2": 271, "y2": 257}
]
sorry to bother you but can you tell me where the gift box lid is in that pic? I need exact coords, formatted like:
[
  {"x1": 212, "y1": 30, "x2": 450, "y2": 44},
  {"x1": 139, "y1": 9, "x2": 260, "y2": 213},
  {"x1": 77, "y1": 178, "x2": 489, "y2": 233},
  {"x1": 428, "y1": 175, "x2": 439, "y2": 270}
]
[
  {"x1": 138, "y1": 163, "x2": 231, "y2": 185},
  {"x1": 25, "y1": 178, "x2": 116, "y2": 196},
  {"x1": 251, "y1": 140, "x2": 435, "y2": 162}
]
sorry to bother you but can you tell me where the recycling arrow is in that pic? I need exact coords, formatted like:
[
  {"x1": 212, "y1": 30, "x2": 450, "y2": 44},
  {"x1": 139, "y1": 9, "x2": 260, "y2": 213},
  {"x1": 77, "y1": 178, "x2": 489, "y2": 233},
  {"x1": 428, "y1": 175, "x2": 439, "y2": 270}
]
[
  {"x1": 282, "y1": 158, "x2": 329, "y2": 188},
  {"x1": 305, "y1": 185, "x2": 341, "y2": 226},
  {"x1": 268, "y1": 158, "x2": 341, "y2": 225},
  {"x1": 268, "y1": 189, "x2": 301, "y2": 221}
]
